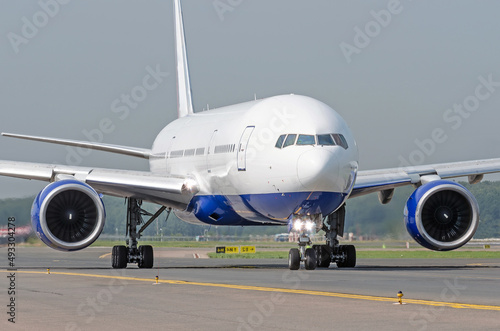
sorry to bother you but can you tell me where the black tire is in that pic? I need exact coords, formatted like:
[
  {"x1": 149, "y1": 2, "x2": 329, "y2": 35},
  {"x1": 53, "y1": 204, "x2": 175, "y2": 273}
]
[
  {"x1": 138, "y1": 245, "x2": 154, "y2": 268},
  {"x1": 313, "y1": 245, "x2": 332, "y2": 268},
  {"x1": 288, "y1": 248, "x2": 300, "y2": 270},
  {"x1": 336, "y1": 245, "x2": 356, "y2": 268},
  {"x1": 336, "y1": 245, "x2": 346, "y2": 268},
  {"x1": 112, "y1": 245, "x2": 128, "y2": 269},
  {"x1": 344, "y1": 245, "x2": 356, "y2": 268},
  {"x1": 304, "y1": 248, "x2": 317, "y2": 270},
  {"x1": 316, "y1": 245, "x2": 331, "y2": 268}
]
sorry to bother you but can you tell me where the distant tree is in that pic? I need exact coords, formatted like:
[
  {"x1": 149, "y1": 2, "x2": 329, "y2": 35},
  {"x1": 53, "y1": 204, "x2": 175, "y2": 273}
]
[{"x1": 1, "y1": 181, "x2": 499, "y2": 239}]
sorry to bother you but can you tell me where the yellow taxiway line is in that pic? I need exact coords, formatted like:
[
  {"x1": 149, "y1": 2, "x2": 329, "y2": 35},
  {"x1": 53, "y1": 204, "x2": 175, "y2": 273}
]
[
  {"x1": 99, "y1": 253, "x2": 112, "y2": 259},
  {"x1": 3, "y1": 269, "x2": 500, "y2": 311}
]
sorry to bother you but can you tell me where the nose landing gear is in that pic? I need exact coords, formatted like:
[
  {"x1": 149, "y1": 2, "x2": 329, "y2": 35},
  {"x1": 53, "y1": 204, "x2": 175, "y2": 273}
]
[
  {"x1": 288, "y1": 233, "x2": 317, "y2": 270},
  {"x1": 288, "y1": 205, "x2": 356, "y2": 270}
]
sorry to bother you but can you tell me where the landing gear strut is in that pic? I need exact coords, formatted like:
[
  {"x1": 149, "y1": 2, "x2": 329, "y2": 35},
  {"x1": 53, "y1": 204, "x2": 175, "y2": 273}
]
[{"x1": 111, "y1": 198, "x2": 169, "y2": 269}]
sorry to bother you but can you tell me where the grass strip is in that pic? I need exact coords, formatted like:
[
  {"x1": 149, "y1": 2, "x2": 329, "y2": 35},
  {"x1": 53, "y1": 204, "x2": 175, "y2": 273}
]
[
  {"x1": 207, "y1": 251, "x2": 289, "y2": 259},
  {"x1": 208, "y1": 250, "x2": 500, "y2": 259}
]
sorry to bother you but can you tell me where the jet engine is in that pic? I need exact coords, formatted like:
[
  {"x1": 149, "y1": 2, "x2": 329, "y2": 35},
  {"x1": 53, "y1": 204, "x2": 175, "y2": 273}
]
[
  {"x1": 404, "y1": 180, "x2": 479, "y2": 251},
  {"x1": 31, "y1": 179, "x2": 106, "y2": 251}
]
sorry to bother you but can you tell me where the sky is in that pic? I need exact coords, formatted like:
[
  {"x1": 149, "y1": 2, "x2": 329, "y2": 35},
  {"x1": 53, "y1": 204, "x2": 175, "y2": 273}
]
[{"x1": 1, "y1": 0, "x2": 500, "y2": 198}]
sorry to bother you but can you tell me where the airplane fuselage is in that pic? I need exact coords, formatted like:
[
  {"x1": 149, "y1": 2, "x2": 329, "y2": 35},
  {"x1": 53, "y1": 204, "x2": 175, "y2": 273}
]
[{"x1": 150, "y1": 94, "x2": 359, "y2": 226}]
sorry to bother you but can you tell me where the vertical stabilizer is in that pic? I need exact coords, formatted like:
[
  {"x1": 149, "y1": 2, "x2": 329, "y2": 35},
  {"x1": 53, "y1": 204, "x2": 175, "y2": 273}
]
[{"x1": 174, "y1": 0, "x2": 194, "y2": 118}]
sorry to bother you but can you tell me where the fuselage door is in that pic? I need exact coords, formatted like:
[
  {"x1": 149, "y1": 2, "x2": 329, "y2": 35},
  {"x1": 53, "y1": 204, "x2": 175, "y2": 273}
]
[
  {"x1": 207, "y1": 130, "x2": 218, "y2": 173},
  {"x1": 165, "y1": 136, "x2": 176, "y2": 174},
  {"x1": 237, "y1": 126, "x2": 255, "y2": 171}
]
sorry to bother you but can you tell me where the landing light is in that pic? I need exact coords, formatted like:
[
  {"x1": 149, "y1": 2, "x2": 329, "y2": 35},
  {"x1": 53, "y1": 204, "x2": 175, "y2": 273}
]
[
  {"x1": 304, "y1": 221, "x2": 314, "y2": 231},
  {"x1": 293, "y1": 220, "x2": 315, "y2": 232}
]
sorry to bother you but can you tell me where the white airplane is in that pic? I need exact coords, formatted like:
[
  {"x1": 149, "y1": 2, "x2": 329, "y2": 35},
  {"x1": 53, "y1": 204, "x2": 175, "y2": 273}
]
[{"x1": 2, "y1": 0, "x2": 500, "y2": 270}]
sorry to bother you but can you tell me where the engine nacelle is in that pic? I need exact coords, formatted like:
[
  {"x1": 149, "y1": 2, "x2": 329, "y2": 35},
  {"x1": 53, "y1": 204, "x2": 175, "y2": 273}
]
[
  {"x1": 404, "y1": 180, "x2": 479, "y2": 251},
  {"x1": 31, "y1": 179, "x2": 106, "y2": 251}
]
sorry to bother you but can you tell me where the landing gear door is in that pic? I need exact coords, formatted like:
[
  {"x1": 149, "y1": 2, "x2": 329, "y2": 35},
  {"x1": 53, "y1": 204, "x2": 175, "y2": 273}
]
[{"x1": 237, "y1": 126, "x2": 254, "y2": 171}]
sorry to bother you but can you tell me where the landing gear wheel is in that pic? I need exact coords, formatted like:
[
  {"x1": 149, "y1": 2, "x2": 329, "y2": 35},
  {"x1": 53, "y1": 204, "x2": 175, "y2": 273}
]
[
  {"x1": 138, "y1": 245, "x2": 154, "y2": 268},
  {"x1": 288, "y1": 248, "x2": 300, "y2": 270},
  {"x1": 344, "y1": 245, "x2": 356, "y2": 267},
  {"x1": 314, "y1": 245, "x2": 331, "y2": 268},
  {"x1": 112, "y1": 245, "x2": 127, "y2": 269},
  {"x1": 304, "y1": 248, "x2": 317, "y2": 270},
  {"x1": 336, "y1": 245, "x2": 356, "y2": 268}
]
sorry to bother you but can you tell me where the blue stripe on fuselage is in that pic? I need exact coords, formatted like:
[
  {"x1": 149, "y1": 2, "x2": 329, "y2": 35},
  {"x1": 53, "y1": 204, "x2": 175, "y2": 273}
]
[{"x1": 184, "y1": 191, "x2": 346, "y2": 226}]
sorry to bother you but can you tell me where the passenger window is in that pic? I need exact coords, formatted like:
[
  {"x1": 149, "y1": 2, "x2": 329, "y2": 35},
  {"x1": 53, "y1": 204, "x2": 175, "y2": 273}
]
[
  {"x1": 317, "y1": 134, "x2": 335, "y2": 146},
  {"x1": 296, "y1": 134, "x2": 315, "y2": 145},
  {"x1": 275, "y1": 134, "x2": 286, "y2": 149},
  {"x1": 283, "y1": 134, "x2": 297, "y2": 148}
]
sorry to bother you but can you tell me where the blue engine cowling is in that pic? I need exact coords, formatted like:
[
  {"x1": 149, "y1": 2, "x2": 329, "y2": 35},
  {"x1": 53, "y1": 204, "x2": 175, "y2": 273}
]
[
  {"x1": 31, "y1": 179, "x2": 106, "y2": 251},
  {"x1": 404, "y1": 180, "x2": 479, "y2": 251}
]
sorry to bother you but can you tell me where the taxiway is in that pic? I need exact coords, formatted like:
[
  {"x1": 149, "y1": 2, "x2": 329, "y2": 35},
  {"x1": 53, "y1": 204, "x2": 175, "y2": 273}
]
[{"x1": 1, "y1": 246, "x2": 499, "y2": 330}]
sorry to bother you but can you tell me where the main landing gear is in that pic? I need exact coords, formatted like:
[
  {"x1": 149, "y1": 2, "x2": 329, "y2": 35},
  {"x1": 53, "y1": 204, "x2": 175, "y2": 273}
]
[
  {"x1": 288, "y1": 205, "x2": 356, "y2": 270},
  {"x1": 111, "y1": 198, "x2": 170, "y2": 269}
]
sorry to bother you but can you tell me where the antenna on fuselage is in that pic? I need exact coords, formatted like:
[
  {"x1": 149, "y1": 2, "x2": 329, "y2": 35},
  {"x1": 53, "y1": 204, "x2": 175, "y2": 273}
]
[{"x1": 173, "y1": 0, "x2": 194, "y2": 118}]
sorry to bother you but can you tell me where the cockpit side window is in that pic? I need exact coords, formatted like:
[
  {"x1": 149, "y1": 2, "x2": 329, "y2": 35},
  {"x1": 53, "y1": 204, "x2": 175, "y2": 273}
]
[
  {"x1": 339, "y1": 134, "x2": 348, "y2": 149},
  {"x1": 332, "y1": 134, "x2": 348, "y2": 149},
  {"x1": 275, "y1": 134, "x2": 286, "y2": 149},
  {"x1": 283, "y1": 134, "x2": 297, "y2": 148},
  {"x1": 317, "y1": 134, "x2": 335, "y2": 146},
  {"x1": 296, "y1": 134, "x2": 316, "y2": 145}
]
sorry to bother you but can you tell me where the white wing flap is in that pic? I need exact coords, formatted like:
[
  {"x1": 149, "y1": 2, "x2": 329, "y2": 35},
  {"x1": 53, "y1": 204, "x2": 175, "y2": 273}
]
[
  {"x1": 351, "y1": 158, "x2": 500, "y2": 198},
  {"x1": 86, "y1": 169, "x2": 195, "y2": 208},
  {"x1": 0, "y1": 161, "x2": 197, "y2": 209},
  {"x1": 0, "y1": 161, "x2": 57, "y2": 181}
]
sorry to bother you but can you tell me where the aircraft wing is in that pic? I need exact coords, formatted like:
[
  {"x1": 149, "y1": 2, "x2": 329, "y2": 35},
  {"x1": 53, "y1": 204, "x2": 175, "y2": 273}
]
[
  {"x1": 0, "y1": 160, "x2": 198, "y2": 209},
  {"x1": 351, "y1": 158, "x2": 500, "y2": 199},
  {"x1": 2, "y1": 133, "x2": 154, "y2": 159}
]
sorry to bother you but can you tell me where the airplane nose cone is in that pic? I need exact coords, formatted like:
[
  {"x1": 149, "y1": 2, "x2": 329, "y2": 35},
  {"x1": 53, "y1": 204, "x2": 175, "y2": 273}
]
[{"x1": 297, "y1": 149, "x2": 339, "y2": 191}]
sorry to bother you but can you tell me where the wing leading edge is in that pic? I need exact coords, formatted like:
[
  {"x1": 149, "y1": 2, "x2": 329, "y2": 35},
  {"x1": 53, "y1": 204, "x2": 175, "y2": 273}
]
[
  {"x1": 351, "y1": 158, "x2": 500, "y2": 199},
  {"x1": 0, "y1": 160, "x2": 198, "y2": 209}
]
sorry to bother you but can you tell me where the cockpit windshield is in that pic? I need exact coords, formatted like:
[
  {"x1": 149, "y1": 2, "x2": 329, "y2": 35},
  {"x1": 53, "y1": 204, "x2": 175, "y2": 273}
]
[
  {"x1": 283, "y1": 134, "x2": 297, "y2": 148},
  {"x1": 296, "y1": 134, "x2": 315, "y2": 145},
  {"x1": 317, "y1": 134, "x2": 335, "y2": 146},
  {"x1": 275, "y1": 133, "x2": 348, "y2": 149}
]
